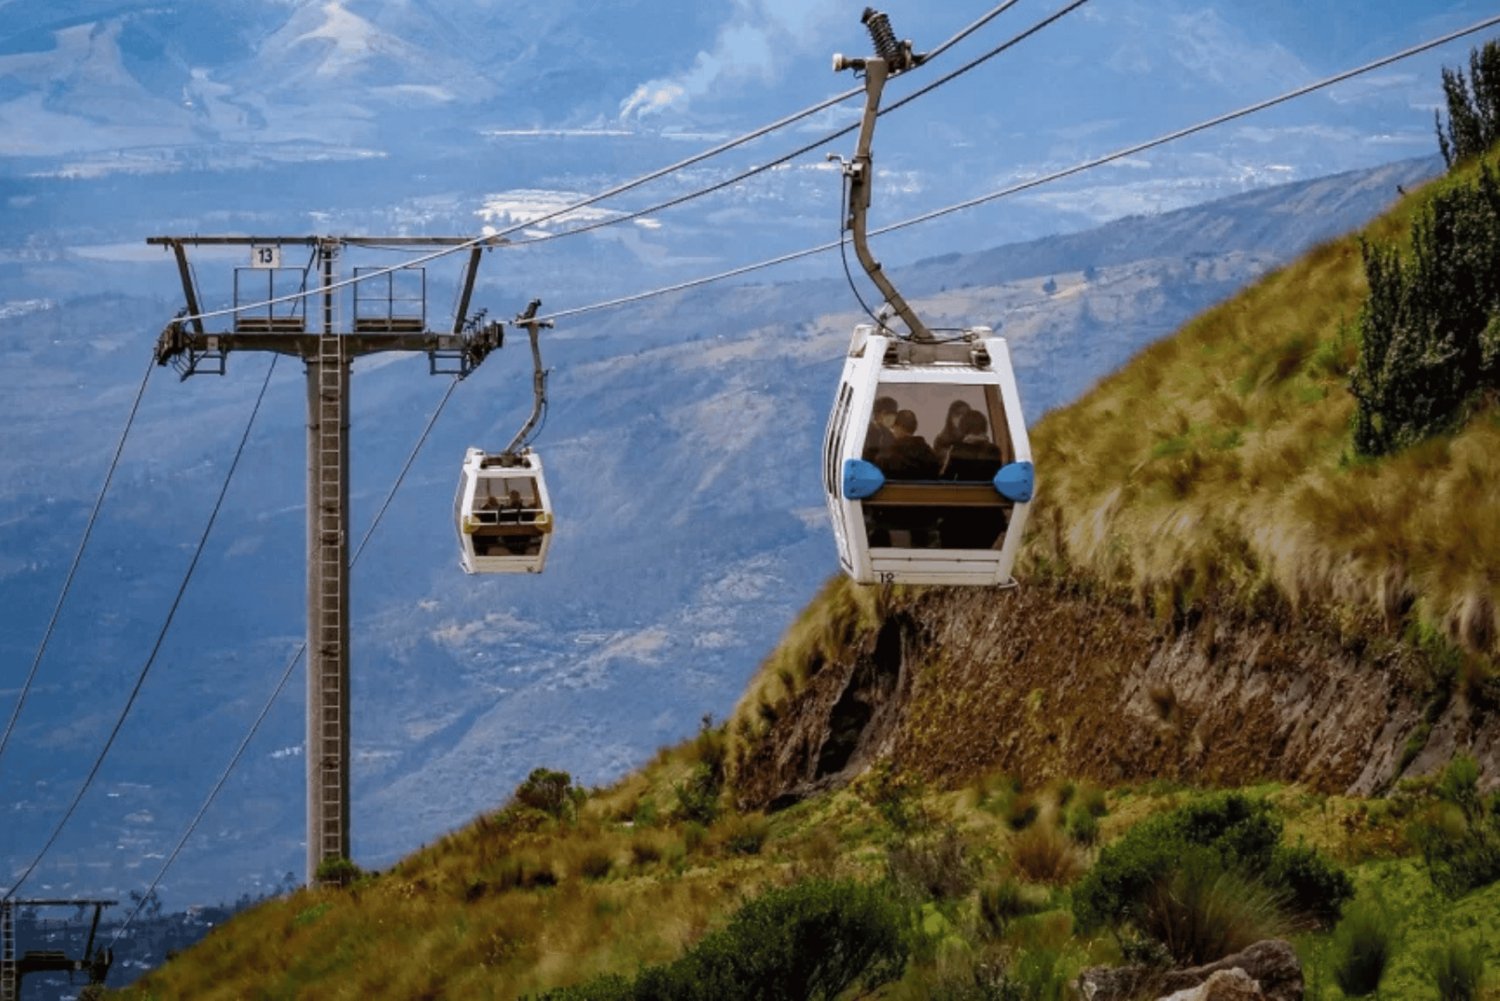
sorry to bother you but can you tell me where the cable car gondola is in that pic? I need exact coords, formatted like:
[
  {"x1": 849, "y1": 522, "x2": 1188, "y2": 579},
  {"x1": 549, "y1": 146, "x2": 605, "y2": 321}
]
[
  {"x1": 456, "y1": 447, "x2": 554, "y2": 574},
  {"x1": 823, "y1": 325, "x2": 1033, "y2": 586},
  {"x1": 455, "y1": 302, "x2": 555, "y2": 575},
  {"x1": 821, "y1": 9, "x2": 1034, "y2": 587}
]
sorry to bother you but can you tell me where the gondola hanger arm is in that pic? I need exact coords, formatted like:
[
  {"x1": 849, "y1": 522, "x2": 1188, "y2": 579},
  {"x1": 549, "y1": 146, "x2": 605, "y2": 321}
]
[
  {"x1": 835, "y1": 8, "x2": 934, "y2": 343},
  {"x1": 504, "y1": 299, "x2": 552, "y2": 459}
]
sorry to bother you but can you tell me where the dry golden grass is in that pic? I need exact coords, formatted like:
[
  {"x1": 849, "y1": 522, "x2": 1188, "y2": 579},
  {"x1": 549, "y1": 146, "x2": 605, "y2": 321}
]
[
  {"x1": 1023, "y1": 157, "x2": 1500, "y2": 661},
  {"x1": 724, "y1": 575, "x2": 882, "y2": 767},
  {"x1": 1008, "y1": 821, "x2": 1085, "y2": 885}
]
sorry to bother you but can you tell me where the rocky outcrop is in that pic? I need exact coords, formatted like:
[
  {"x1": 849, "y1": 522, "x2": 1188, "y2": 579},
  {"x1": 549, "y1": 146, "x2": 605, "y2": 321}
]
[
  {"x1": 1160, "y1": 969, "x2": 1264, "y2": 1001},
  {"x1": 735, "y1": 613, "x2": 918, "y2": 809},
  {"x1": 1079, "y1": 939, "x2": 1303, "y2": 1001},
  {"x1": 734, "y1": 578, "x2": 1499, "y2": 811}
]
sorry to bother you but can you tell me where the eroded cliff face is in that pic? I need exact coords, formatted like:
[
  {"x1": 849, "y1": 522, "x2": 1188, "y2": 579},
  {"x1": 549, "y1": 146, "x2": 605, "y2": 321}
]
[{"x1": 733, "y1": 579, "x2": 1500, "y2": 809}]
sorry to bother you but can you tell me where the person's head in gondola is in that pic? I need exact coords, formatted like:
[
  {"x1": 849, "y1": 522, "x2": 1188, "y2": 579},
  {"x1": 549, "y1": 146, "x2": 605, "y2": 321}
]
[
  {"x1": 893, "y1": 409, "x2": 920, "y2": 440},
  {"x1": 872, "y1": 395, "x2": 898, "y2": 428}
]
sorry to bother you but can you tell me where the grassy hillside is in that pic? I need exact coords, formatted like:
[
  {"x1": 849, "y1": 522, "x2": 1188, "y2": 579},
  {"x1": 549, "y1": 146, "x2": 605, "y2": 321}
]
[
  {"x1": 115, "y1": 160, "x2": 1500, "y2": 998},
  {"x1": 1025, "y1": 160, "x2": 1500, "y2": 660},
  {"x1": 114, "y1": 754, "x2": 1500, "y2": 999}
]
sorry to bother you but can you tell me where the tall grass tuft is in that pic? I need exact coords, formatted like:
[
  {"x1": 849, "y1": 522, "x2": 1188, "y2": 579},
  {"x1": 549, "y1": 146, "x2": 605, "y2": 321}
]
[
  {"x1": 1330, "y1": 894, "x2": 1397, "y2": 997},
  {"x1": 977, "y1": 877, "x2": 1048, "y2": 940},
  {"x1": 1009, "y1": 822, "x2": 1083, "y2": 886},
  {"x1": 1426, "y1": 937, "x2": 1487, "y2": 1001},
  {"x1": 1138, "y1": 861, "x2": 1290, "y2": 966},
  {"x1": 887, "y1": 825, "x2": 978, "y2": 901}
]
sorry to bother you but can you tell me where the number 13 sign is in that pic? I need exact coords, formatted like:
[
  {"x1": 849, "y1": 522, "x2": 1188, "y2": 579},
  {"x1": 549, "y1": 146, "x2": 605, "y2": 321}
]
[{"x1": 251, "y1": 244, "x2": 281, "y2": 269}]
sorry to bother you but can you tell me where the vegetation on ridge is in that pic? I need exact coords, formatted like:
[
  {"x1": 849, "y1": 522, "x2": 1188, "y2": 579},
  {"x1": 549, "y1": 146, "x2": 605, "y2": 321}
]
[
  {"x1": 111, "y1": 751, "x2": 1500, "y2": 999},
  {"x1": 1025, "y1": 150, "x2": 1500, "y2": 666}
]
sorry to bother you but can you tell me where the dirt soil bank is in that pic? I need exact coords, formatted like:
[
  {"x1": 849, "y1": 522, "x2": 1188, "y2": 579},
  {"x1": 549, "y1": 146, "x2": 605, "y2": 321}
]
[{"x1": 734, "y1": 579, "x2": 1500, "y2": 809}]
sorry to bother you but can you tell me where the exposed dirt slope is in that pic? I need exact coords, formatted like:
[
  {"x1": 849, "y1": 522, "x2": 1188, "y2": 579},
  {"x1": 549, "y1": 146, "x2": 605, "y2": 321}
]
[{"x1": 734, "y1": 579, "x2": 1499, "y2": 809}]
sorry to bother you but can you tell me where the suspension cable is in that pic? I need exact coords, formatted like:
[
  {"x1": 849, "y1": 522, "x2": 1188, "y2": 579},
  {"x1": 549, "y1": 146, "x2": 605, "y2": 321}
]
[
  {"x1": 537, "y1": 11, "x2": 1500, "y2": 324},
  {"x1": 168, "y1": 1, "x2": 1031, "y2": 324},
  {"x1": 106, "y1": 377, "x2": 462, "y2": 940},
  {"x1": 4, "y1": 356, "x2": 280, "y2": 902},
  {"x1": 0, "y1": 356, "x2": 155, "y2": 776},
  {"x1": 503, "y1": 0, "x2": 1086, "y2": 250},
  {"x1": 925, "y1": 0, "x2": 1026, "y2": 62},
  {"x1": 878, "y1": 10, "x2": 1500, "y2": 236}
]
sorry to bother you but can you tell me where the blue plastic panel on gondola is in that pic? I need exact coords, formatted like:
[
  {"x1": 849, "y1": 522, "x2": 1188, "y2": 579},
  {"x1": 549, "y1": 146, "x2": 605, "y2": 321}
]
[
  {"x1": 993, "y1": 461, "x2": 1034, "y2": 503},
  {"x1": 843, "y1": 459, "x2": 886, "y2": 500}
]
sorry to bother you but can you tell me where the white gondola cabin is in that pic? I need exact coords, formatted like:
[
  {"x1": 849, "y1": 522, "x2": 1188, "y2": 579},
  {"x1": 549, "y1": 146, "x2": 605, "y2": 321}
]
[
  {"x1": 822, "y1": 324, "x2": 1033, "y2": 586},
  {"x1": 455, "y1": 447, "x2": 554, "y2": 574}
]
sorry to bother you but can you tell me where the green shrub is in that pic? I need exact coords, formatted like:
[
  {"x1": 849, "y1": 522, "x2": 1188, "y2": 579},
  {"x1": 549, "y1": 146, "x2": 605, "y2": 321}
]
[
  {"x1": 1437, "y1": 41, "x2": 1500, "y2": 168},
  {"x1": 1267, "y1": 843, "x2": 1354, "y2": 925},
  {"x1": 1412, "y1": 754, "x2": 1500, "y2": 895},
  {"x1": 674, "y1": 762, "x2": 723, "y2": 825},
  {"x1": 1072, "y1": 793, "x2": 1348, "y2": 940},
  {"x1": 632, "y1": 796, "x2": 659, "y2": 828},
  {"x1": 1009, "y1": 944, "x2": 1074, "y2": 1001},
  {"x1": 1065, "y1": 806, "x2": 1099, "y2": 846},
  {"x1": 1352, "y1": 162, "x2": 1500, "y2": 456},
  {"x1": 513, "y1": 767, "x2": 584, "y2": 821},
  {"x1": 313, "y1": 857, "x2": 361, "y2": 887},
  {"x1": 1427, "y1": 937, "x2": 1487, "y2": 1001},
  {"x1": 1330, "y1": 894, "x2": 1397, "y2": 997},
  {"x1": 531, "y1": 879, "x2": 908, "y2": 1000},
  {"x1": 672, "y1": 717, "x2": 728, "y2": 825}
]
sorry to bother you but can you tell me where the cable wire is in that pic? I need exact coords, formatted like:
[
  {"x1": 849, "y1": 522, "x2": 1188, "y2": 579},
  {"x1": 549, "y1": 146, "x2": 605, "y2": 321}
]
[
  {"x1": 537, "y1": 10, "x2": 1500, "y2": 324},
  {"x1": 925, "y1": 0, "x2": 1027, "y2": 62},
  {"x1": 170, "y1": 91, "x2": 863, "y2": 324},
  {"x1": 503, "y1": 0, "x2": 1084, "y2": 250},
  {"x1": 0, "y1": 356, "x2": 155, "y2": 776},
  {"x1": 4, "y1": 356, "x2": 280, "y2": 902},
  {"x1": 878, "y1": 11, "x2": 1500, "y2": 236},
  {"x1": 167, "y1": 1, "x2": 1031, "y2": 324},
  {"x1": 106, "y1": 376, "x2": 462, "y2": 941}
]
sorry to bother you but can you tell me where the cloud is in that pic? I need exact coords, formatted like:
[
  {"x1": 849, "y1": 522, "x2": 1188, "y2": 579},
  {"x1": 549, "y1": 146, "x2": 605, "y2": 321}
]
[
  {"x1": 619, "y1": 81, "x2": 689, "y2": 120},
  {"x1": 618, "y1": 0, "x2": 841, "y2": 122}
]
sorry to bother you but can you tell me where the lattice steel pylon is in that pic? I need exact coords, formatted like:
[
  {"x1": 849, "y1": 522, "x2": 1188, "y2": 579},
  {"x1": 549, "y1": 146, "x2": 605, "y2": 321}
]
[
  {"x1": 151, "y1": 235, "x2": 507, "y2": 885},
  {"x1": 0, "y1": 899, "x2": 116, "y2": 1001},
  {"x1": 2, "y1": 900, "x2": 14, "y2": 1001}
]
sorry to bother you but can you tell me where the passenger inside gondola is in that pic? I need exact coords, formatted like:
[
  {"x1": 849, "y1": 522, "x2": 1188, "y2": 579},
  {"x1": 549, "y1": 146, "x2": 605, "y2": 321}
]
[
  {"x1": 878, "y1": 409, "x2": 939, "y2": 479},
  {"x1": 471, "y1": 478, "x2": 545, "y2": 557},
  {"x1": 862, "y1": 395, "x2": 899, "y2": 461},
  {"x1": 933, "y1": 400, "x2": 971, "y2": 458},
  {"x1": 859, "y1": 383, "x2": 1014, "y2": 551},
  {"x1": 940, "y1": 410, "x2": 1002, "y2": 480}
]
